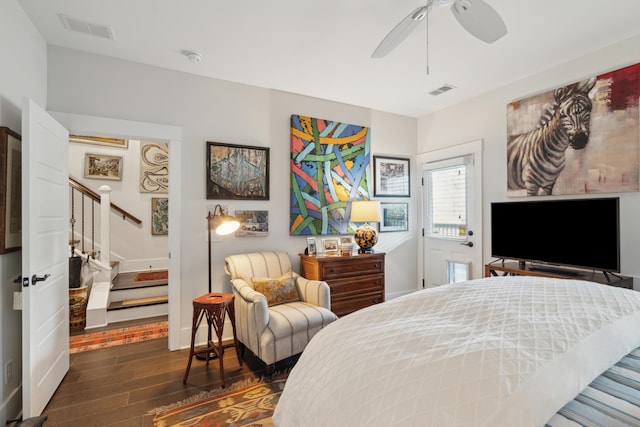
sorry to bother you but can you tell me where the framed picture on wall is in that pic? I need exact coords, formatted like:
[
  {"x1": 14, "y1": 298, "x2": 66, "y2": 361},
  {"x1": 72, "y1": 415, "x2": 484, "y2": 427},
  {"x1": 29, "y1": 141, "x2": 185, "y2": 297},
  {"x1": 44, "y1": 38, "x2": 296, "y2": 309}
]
[
  {"x1": 206, "y1": 142, "x2": 269, "y2": 200},
  {"x1": 70, "y1": 134, "x2": 128, "y2": 148},
  {"x1": 84, "y1": 153, "x2": 123, "y2": 180},
  {"x1": 0, "y1": 127, "x2": 22, "y2": 253},
  {"x1": 380, "y1": 202, "x2": 408, "y2": 232},
  {"x1": 373, "y1": 155, "x2": 410, "y2": 197},
  {"x1": 151, "y1": 198, "x2": 169, "y2": 235}
]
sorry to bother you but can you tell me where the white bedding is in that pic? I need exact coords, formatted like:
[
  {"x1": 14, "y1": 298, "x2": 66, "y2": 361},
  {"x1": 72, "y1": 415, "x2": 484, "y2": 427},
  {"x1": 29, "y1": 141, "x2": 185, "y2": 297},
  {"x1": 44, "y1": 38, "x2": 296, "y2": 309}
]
[{"x1": 272, "y1": 276, "x2": 640, "y2": 427}]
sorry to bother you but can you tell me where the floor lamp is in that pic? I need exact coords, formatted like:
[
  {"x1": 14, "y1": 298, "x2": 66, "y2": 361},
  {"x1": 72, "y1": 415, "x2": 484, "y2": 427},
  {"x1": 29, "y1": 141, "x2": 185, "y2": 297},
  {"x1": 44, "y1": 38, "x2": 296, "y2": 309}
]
[
  {"x1": 197, "y1": 205, "x2": 239, "y2": 361},
  {"x1": 207, "y1": 204, "x2": 240, "y2": 292}
]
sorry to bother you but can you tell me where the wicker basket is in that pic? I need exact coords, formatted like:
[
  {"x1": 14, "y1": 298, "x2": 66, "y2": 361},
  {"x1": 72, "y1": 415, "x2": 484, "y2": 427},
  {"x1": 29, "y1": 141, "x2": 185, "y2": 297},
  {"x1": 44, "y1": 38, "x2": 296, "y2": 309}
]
[{"x1": 69, "y1": 286, "x2": 88, "y2": 328}]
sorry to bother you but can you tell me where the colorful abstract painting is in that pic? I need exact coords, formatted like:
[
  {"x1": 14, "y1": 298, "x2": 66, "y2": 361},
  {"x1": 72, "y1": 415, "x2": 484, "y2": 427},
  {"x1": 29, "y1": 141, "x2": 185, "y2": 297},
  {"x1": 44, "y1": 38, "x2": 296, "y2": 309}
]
[
  {"x1": 507, "y1": 63, "x2": 640, "y2": 196},
  {"x1": 290, "y1": 114, "x2": 371, "y2": 235}
]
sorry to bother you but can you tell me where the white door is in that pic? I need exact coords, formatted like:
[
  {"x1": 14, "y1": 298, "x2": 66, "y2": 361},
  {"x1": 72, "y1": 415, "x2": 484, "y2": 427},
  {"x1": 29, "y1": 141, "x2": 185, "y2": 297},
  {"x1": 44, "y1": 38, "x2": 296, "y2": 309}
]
[
  {"x1": 21, "y1": 98, "x2": 70, "y2": 417},
  {"x1": 421, "y1": 140, "x2": 483, "y2": 287}
]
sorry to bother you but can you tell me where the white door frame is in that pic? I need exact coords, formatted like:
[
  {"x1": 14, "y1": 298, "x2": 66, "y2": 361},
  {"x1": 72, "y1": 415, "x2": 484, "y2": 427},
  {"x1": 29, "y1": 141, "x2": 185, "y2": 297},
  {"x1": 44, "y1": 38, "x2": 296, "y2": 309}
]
[
  {"x1": 416, "y1": 140, "x2": 483, "y2": 286},
  {"x1": 50, "y1": 111, "x2": 183, "y2": 350}
]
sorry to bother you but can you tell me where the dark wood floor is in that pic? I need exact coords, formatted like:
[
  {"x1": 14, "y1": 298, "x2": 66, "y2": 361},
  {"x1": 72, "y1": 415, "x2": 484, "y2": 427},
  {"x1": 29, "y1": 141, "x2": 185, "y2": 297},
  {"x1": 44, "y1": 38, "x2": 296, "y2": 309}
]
[{"x1": 44, "y1": 332, "x2": 283, "y2": 426}]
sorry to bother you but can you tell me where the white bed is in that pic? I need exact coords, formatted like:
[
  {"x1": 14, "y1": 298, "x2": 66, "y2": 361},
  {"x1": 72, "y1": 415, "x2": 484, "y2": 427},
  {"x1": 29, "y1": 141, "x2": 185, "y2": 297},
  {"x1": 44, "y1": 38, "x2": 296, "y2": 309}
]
[{"x1": 272, "y1": 276, "x2": 640, "y2": 427}]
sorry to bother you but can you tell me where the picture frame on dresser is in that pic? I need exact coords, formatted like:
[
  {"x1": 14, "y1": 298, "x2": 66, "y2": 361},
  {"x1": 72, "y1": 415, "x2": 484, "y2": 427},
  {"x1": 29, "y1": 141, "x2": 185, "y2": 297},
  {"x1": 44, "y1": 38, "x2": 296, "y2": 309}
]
[
  {"x1": 322, "y1": 237, "x2": 339, "y2": 255},
  {"x1": 306, "y1": 237, "x2": 317, "y2": 255}
]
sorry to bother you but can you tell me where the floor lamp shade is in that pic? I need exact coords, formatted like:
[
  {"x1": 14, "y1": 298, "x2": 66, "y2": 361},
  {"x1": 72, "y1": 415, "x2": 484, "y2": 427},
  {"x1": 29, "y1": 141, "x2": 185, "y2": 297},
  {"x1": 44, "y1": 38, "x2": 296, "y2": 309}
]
[
  {"x1": 351, "y1": 201, "x2": 381, "y2": 253},
  {"x1": 207, "y1": 205, "x2": 240, "y2": 292}
]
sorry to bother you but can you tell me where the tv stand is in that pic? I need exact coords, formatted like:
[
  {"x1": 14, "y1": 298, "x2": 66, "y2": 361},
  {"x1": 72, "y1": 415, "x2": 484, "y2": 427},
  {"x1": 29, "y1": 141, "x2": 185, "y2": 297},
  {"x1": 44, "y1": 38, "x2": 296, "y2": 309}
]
[{"x1": 485, "y1": 261, "x2": 632, "y2": 289}]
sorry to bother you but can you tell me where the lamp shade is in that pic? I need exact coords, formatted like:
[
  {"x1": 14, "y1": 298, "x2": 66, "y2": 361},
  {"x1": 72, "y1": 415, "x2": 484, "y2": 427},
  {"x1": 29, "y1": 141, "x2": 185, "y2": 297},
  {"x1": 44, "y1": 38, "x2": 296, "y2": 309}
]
[{"x1": 350, "y1": 200, "x2": 381, "y2": 223}]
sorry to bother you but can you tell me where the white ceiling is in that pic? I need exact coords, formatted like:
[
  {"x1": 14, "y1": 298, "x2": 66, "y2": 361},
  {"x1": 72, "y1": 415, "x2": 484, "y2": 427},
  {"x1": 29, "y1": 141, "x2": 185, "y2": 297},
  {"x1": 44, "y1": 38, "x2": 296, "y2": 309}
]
[{"x1": 17, "y1": 0, "x2": 640, "y2": 118}]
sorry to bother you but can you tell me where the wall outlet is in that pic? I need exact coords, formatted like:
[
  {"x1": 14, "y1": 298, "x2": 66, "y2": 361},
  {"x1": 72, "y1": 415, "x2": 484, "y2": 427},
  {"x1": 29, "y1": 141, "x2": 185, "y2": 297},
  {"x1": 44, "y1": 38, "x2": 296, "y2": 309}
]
[{"x1": 4, "y1": 359, "x2": 13, "y2": 385}]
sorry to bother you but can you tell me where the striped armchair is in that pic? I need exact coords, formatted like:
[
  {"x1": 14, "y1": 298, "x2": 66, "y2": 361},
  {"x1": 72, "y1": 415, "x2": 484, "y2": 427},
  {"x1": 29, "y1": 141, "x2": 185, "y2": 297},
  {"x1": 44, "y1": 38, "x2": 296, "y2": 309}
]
[{"x1": 224, "y1": 251, "x2": 337, "y2": 372}]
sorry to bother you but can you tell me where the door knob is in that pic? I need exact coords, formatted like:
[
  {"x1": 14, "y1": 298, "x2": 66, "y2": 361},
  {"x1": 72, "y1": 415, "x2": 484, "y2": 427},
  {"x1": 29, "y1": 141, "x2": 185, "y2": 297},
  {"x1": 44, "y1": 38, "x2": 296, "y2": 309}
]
[
  {"x1": 460, "y1": 242, "x2": 474, "y2": 247},
  {"x1": 31, "y1": 274, "x2": 51, "y2": 285}
]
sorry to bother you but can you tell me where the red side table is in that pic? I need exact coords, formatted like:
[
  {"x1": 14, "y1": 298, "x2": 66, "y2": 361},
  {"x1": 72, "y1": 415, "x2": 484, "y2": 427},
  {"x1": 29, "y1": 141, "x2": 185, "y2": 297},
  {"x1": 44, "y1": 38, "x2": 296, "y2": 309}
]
[{"x1": 183, "y1": 292, "x2": 242, "y2": 386}]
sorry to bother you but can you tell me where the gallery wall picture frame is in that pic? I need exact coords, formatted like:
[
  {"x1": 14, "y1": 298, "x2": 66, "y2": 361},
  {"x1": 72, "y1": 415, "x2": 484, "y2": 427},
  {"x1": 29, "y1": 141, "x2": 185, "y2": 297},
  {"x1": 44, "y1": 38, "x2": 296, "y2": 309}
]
[
  {"x1": 0, "y1": 127, "x2": 22, "y2": 253},
  {"x1": 84, "y1": 153, "x2": 123, "y2": 180},
  {"x1": 380, "y1": 202, "x2": 409, "y2": 232},
  {"x1": 140, "y1": 141, "x2": 168, "y2": 193},
  {"x1": 151, "y1": 197, "x2": 169, "y2": 235},
  {"x1": 234, "y1": 209, "x2": 269, "y2": 237},
  {"x1": 373, "y1": 155, "x2": 410, "y2": 197},
  {"x1": 207, "y1": 141, "x2": 269, "y2": 200},
  {"x1": 70, "y1": 134, "x2": 128, "y2": 148}
]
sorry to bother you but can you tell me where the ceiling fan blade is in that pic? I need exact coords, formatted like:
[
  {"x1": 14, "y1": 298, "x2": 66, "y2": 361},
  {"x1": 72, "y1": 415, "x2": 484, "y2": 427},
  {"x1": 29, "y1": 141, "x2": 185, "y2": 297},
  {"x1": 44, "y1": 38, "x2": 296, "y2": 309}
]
[
  {"x1": 371, "y1": 6, "x2": 429, "y2": 58},
  {"x1": 451, "y1": 0, "x2": 507, "y2": 44}
]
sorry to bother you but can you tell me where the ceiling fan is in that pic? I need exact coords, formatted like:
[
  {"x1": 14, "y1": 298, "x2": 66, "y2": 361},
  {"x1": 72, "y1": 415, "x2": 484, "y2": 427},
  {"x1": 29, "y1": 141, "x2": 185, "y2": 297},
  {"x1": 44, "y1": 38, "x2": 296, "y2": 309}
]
[{"x1": 371, "y1": 0, "x2": 507, "y2": 59}]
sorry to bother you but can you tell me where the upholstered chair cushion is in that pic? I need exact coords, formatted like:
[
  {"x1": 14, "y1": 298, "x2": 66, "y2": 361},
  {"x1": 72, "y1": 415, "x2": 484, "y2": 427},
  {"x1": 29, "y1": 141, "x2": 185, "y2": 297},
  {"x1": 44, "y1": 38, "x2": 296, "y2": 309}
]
[{"x1": 251, "y1": 271, "x2": 301, "y2": 306}]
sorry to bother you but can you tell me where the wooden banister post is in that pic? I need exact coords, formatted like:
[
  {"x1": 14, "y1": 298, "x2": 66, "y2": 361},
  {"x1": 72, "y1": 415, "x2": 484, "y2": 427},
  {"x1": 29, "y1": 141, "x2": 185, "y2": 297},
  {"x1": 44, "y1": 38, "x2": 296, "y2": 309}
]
[{"x1": 98, "y1": 185, "x2": 112, "y2": 281}]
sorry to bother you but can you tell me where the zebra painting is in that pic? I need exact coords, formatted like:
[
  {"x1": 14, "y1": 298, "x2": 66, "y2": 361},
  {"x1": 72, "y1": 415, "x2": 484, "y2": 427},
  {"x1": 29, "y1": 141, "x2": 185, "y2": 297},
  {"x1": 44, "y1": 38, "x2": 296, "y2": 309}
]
[{"x1": 507, "y1": 77, "x2": 597, "y2": 196}]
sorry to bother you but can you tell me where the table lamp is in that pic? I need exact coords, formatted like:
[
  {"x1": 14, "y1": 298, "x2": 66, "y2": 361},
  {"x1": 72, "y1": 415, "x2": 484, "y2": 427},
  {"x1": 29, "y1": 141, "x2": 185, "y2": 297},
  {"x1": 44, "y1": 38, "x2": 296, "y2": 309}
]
[{"x1": 350, "y1": 200, "x2": 381, "y2": 253}]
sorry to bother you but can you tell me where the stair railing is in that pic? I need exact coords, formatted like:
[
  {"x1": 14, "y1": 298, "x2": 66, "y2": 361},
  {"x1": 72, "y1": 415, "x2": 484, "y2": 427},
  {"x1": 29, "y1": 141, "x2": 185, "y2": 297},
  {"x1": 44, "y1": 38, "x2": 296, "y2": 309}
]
[{"x1": 69, "y1": 177, "x2": 142, "y2": 278}]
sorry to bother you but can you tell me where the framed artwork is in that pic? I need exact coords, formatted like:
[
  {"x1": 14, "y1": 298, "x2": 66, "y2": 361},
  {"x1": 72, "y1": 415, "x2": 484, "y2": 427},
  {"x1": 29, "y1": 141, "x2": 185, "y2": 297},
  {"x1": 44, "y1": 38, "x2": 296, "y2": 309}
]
[
  {"x1": 290, "y1": 114, "x2": 372, "y2": 236},
  {"x1": 507, "y1": 62, "x2": 640, "y2": 196},
  {"x1": 70, "y1": 134, "x2": 128, "y2": 148},
  {"x1": 0, "y1": 127, "x2": 21, "y2": 253},
  {"x1": 306, "y1": 237, "x2": 317, "y2": 255},
  {"x1": 234, "y1": 210, "x2": 269, "y2": 237},
  {"x1": 340, "y1": 236, "x2": 353, "y2": 244},
  {"x1": 84, "y1": 153, "x2": 123, "y2": 180},
  {"x1": 374, "y1": 156, "x2": 410, "y2": 197},
  {"x1": 380, "y1": 202, "x2": 409, "y2": 232},
  {"x1": 140, "y1": 141, "x2": 168, "y2": 193},
  {"x1": 151, "y1": 197, "x2": 168, "y2": 235},
  {"x1": 207, "y1": 142, "x2": 269, "y2": 200},
  {"x1": 322, "y1": 237, "x2": 339, "y2": 254}
]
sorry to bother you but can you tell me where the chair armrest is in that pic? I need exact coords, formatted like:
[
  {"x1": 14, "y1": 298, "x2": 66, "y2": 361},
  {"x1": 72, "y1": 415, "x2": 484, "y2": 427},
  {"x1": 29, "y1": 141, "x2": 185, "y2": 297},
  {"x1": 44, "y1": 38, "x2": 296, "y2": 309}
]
[
  {"x1": 295, "y1": 273, "x2": 332, "y2": 310},
  {"x1": 230, "y1": 278, "x2": 270, "y2": 336}
]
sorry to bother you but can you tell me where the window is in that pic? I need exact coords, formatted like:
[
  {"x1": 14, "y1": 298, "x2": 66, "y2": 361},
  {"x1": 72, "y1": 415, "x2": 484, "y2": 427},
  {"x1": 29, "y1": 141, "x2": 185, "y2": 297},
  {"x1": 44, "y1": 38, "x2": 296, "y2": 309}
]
[{"x1": 425, "y1": 156, "x2": 470, "y2": 239}]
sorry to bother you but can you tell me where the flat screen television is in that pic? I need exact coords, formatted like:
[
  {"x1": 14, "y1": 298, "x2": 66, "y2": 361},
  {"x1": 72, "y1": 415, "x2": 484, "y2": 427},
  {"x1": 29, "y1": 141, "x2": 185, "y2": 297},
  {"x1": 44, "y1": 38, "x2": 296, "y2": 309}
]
[{"x1": 490, "y1": 197, "x2": 620, "y2": 273}]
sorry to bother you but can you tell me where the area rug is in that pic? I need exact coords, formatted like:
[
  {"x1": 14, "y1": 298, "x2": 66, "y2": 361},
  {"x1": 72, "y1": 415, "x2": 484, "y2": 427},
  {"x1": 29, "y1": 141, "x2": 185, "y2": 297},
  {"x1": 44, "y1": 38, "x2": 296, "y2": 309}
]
[
  {"x1": 69, "y1": 320, "x2": 168, "y2": 353},
  {"x1": 121, "y1": 295, "x2": 168, "y2": 306},
  {"x1": 151, "y1": 377, "x2": 286, "y2": 427},
  {"x1": 134, "y1": 270, "x2": 169, "y2": 282}
]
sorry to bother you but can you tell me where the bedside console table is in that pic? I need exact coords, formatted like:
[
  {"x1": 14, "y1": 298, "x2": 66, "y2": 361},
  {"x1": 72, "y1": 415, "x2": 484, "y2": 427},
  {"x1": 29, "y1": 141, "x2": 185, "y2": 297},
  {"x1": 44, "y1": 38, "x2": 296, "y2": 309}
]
[
  {"x1": 300, "y1": 253, "x2": 385, "y2": 317},
  {"x1": 485, "y1": 261, "x2": 633, "y2": 289}
]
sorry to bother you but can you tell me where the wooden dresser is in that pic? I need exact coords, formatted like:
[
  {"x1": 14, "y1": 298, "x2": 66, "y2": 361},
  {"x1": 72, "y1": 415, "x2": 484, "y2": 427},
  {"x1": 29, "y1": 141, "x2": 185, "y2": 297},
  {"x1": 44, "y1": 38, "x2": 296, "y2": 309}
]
[{"x1": 300, "y1": 253, "x2": 385, "y2": 317}]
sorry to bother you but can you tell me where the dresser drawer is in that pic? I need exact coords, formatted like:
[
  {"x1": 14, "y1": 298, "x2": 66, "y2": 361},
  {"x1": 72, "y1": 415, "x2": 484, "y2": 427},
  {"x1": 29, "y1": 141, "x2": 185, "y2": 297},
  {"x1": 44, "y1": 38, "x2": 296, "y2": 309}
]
[
  {"x1": 332, "y1": 291, "x2": 384, "y2": 317},
  {"x1": 328, "y1": 274, "x2": 384, "y2": 297},
  {"x1": 319, "y1": 257, "x2": 384, "y2": 280}
]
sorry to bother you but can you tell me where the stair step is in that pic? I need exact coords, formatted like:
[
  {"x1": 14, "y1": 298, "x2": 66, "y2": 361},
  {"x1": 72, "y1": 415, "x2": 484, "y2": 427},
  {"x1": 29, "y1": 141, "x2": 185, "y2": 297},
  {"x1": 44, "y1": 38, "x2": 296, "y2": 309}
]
[
  {"x1": 108, "y1": 295, "x2": 168, "y2": 311},
  {"x1": 112, "y1": 270, "x2": 168, "y2": 291}
]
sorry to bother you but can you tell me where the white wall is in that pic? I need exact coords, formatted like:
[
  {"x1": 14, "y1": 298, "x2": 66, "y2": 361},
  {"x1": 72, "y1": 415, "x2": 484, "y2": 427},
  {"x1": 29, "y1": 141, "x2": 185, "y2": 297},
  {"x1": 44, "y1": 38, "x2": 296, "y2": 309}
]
[
  {"x1": 417, "y1": 34, "x2": 640, "y2": 288},
  {"x1": 68, "y1": 140, "x2": 169, "y2": 272},
  {"x1": 0, "y1": 0, "x2": 47, "y2": 423},
  {"x1": 46, "y1": 47, "x2": 420, "y2": 347}
]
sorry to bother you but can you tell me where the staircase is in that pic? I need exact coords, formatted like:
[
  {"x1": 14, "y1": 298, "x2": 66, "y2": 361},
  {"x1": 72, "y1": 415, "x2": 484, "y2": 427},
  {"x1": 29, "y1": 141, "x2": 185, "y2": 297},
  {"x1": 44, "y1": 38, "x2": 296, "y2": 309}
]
[
  {"x1": 107, "y1": 270, "x2": 168, "y2": 323},
  {"x1": 69, "y1": 177, "x2": 169, "y2": 329}
]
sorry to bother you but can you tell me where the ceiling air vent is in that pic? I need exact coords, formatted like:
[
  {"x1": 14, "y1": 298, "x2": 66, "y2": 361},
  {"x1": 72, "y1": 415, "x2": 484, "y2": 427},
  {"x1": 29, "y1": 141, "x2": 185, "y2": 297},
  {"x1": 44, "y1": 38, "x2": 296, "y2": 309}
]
[
  {"x1": 428, "y1": 84, "x2": 456, "y2": 96},
  {"x1": 58, "y1": 14, "x2": 115, "y2": 40}
]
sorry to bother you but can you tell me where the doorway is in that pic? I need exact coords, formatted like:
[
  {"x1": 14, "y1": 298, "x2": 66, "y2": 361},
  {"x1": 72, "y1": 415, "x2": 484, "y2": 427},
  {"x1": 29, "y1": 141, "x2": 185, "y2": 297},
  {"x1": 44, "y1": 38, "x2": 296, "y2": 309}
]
[
  {"x1": 419, "y1": 140, "x2": 483, "y2": 287},
  {"x1": 51, "y1": 111, "x2": 182, "y2": 351}
]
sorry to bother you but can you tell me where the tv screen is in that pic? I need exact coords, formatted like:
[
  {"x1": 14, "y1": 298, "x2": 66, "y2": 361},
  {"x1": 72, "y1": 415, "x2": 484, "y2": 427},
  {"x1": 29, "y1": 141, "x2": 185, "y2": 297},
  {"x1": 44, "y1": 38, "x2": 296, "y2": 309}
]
[{"x1": 490, "y1": 197, "x2": 620, "y2": 272}]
